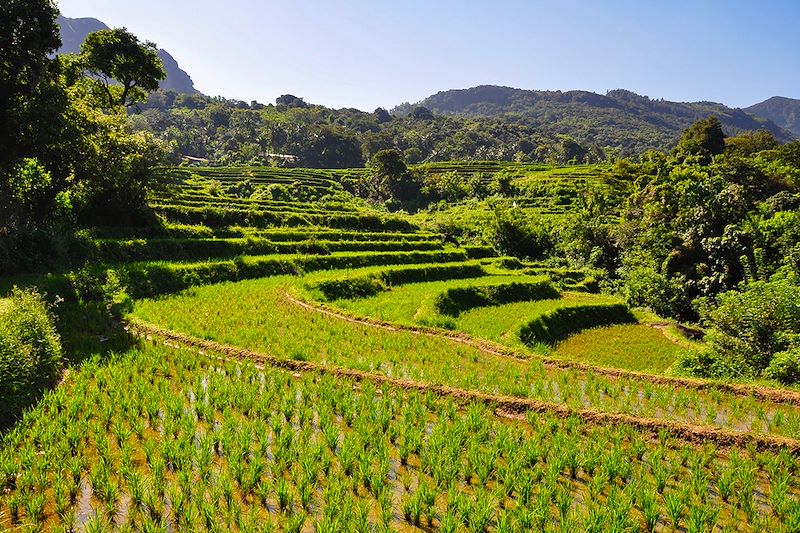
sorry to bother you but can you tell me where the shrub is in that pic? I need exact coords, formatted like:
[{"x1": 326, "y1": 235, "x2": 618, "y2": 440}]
[
  {"x1": 764, "y1": 349, "x2": 800, "y2": 385},
  {"x1": 487, "y1": 207, "x2": 553, "y2": 260},
  {"x1": 673, "y1": 350, "x2": 742, "y2": 380},
  {"x1": 0, "y1": 288, "x2": 62, "y2": 426},
  {"x1": 703, "y1": 279, "x2": 800, "y2": 378},
  {"x1": 621, "y1": 266, "x2": 691, "y2": 319},
  {"x1": 463, "y1": 246, "x2": 496, "y2": 259},
  {"x1": 314, "y1": 277, "x2": 388, "y2": 300}
]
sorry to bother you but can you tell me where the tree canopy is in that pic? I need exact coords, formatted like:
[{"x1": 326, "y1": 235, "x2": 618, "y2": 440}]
[
  {"x1": 674, "y1": 115, "x2": 726, "y2": 163},
  {"x1": 80, "y1": 28, "x2": 165, "y2": 108}
]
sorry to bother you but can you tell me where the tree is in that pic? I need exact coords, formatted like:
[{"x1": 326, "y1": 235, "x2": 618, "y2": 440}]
[
  {"x1": 725, "y1": 129, "x2": 779, "y2": 156},
  {"x1": 80, "y1": 28, "x2": 165, "y2": 108},
  {"x1": 368, "y1": 149, "x2": 420, "y2": 204},
  {"x1": 488, "y1": 206, "x2": 552, "y2": 260},
  {"x1": 675, "y1": 115, "x2": 726, "y2": 163},
  {"x1": 373, "y1": 107, "x2": 392, "y2": 123},
  {"x1": 698, "y1": 279, "x2": 800, "y2": 379},
  {"x1": 410, "y1": 106, "x2": 434, "y2": 120},
  {"x1": 276, "y1": 94, "x2": 308, "y2": 109}
]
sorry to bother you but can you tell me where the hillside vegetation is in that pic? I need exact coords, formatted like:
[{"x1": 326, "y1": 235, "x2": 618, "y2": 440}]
[
  {"x1": 397, "y1": 85, "x2": 793, "y2": 156},
  {"x1": 746, "y1": 96, "x2": 800, "y2": 136}
]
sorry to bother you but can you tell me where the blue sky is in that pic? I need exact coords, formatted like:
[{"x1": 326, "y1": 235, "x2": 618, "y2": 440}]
[{"x1": 57, "y1": 0, "x2": 800, "y2": 111}]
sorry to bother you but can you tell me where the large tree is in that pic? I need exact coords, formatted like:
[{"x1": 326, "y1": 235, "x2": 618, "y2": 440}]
[
  {"x1": 369, "y1": 149, "x2": 420, "y2": 204},
  {"x1": 674, "y1": 115, "x2": 726, "y2": 163},
  {"x1": 80, "y1": 28, "x2": 165, "y2": 108}
]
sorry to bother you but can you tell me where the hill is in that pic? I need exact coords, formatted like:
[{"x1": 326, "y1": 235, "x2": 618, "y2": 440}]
[
  {"x1": 746, "y1": 96, "x2": 800, "y2": 136},
  {"x1": 395, "y1": 85, "x2": 793, "y2": 155},
  {"x1": 56, "y1": 15, "x2": 199, "y2": 95}
]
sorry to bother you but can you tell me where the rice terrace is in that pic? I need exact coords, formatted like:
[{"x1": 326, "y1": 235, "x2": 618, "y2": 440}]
[{"x1": 3, "y1": 1, "x2": 800, "y2": 532}]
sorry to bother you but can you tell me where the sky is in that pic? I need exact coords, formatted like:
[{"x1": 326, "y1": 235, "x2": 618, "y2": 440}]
[{"x1": 57, "y1": 0, "x2": 800, "y2": 111}]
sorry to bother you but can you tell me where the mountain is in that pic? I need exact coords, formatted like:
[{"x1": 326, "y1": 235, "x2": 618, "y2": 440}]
[
  {"x1": 395, "y1": 85, "x2": 793, "y2": 155},
  {"x1": 745, "y1": 97, "x2": 800, "y2": 137},
  {"x1": 56, "y1": 15, "x2": 199, "y2": 95}
]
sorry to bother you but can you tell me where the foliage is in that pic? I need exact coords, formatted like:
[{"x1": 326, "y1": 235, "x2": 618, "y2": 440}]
[
  {"x1": 134, "y1": 89, "x2": 599, "y2": 167},
  {"x1": 0, "y1": 288, "x2": 62, "y2": 426},
  {"x1": 434, "y1": 280, "x2": 559, "y2": 316},
  {"x1": 700, "y1": 279, "x2": 800, "y2": 380},
  {"x1": 613, "y1": 136, "x2": 795, "y2": 321},
  {"x1": 79, "y1": 28, "x2": 165, "y2": 108},
  {"x1": 402, "y1": 86, "x2": 789, "y2": 157},
  {"x1": 487, "y1": 206, "x2": 553, "y2": 260},
  {"x1": 764, "y1": 348, "x2": 800, "y2": 385},
  {"x1": 1, "y1": 5, "x2": 167, "y2": 237},
  {"x1": 674, "y1": 115, "x2": 726, "y2": 163},
  {"x1": 0, "y1": 0, "x2": 62, "y2": 179},
  {"x1": 361, "y1": 149, "x2": 421, "y2": 206}
]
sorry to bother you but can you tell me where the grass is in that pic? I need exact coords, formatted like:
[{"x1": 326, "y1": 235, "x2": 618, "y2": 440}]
[
  {"x1": 134, "y1": 276, "x2": 540, "y2": 397},
  {"x1": 554, "y1": 323, "x2": 689, "y2": 373}
]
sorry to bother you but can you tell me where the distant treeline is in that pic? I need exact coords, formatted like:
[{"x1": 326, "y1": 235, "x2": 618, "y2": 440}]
[{"x1": 132, "y1": 91, "x2": 607, "y2": 168}]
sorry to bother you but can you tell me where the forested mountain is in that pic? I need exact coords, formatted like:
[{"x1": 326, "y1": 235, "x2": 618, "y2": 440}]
[
  {"x1": 394, "y1": 85, "x2": 793, "y2": 156},
  {"x1": 746, "y1": 96, "x2": 800, "y2": 136},
  {"x1": 56, "y1": 15, "x2": 199, "y2": 94}
]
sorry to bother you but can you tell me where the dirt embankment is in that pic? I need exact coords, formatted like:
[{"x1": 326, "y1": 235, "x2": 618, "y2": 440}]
[
  {"x1": 128, "y1": 318, "x2": 800, "y2": 454},
  {"x1": 284, "y1": 292, "x2": 800, "y2": 408}
]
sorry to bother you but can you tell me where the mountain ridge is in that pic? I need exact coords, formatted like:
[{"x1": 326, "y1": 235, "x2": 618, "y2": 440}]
[
  {"x1": 56, "y1": 15, "x2": 200, "y2": 95},
  {"x1": 393, "y1": 85, "x2": 794, "y2": 154},
  {"x1": 745, "y1": 96, "x2": 800, "y2": 136}
]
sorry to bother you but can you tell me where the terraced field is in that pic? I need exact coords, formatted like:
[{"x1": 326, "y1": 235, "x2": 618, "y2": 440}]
[{"x1": 2, "y1": 164, "x2": 799, "y2": 531}]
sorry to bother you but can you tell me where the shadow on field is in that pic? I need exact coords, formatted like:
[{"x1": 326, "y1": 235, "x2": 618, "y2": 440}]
[{"x1": 0, "y1": 298, "x2": 138, "y2": 434}]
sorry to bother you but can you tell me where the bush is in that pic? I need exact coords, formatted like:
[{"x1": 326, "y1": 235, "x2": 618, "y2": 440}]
[
  {"x1": 519, "y1": 303, "x2": 636, "y2": 345},
  {"x1": 673, "y1": 349, "x2": 743, "y2": 380},
  {"x1": 703, "y1": 279, "x2": 800, "y2": 378},
  {"x1": 313, "y1": 277, "x2": 388, "y2": 300},
  {"x1": 764, "y1": 348, "x2": 800, "y2": 384},
  {"x1": 0, "y1": 288, "x2": 62, "y2": 426},
  {"x1": 621, "y1": 266, "x2": 691, "y2": 319}
]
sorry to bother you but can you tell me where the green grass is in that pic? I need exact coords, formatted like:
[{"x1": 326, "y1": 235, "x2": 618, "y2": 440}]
[
  {"x1": 133, "y1": 276, "x2": 540, "y2": 398},
  {"x1": 554, "y1": 324, "x2": 689, "y2": 373}
]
